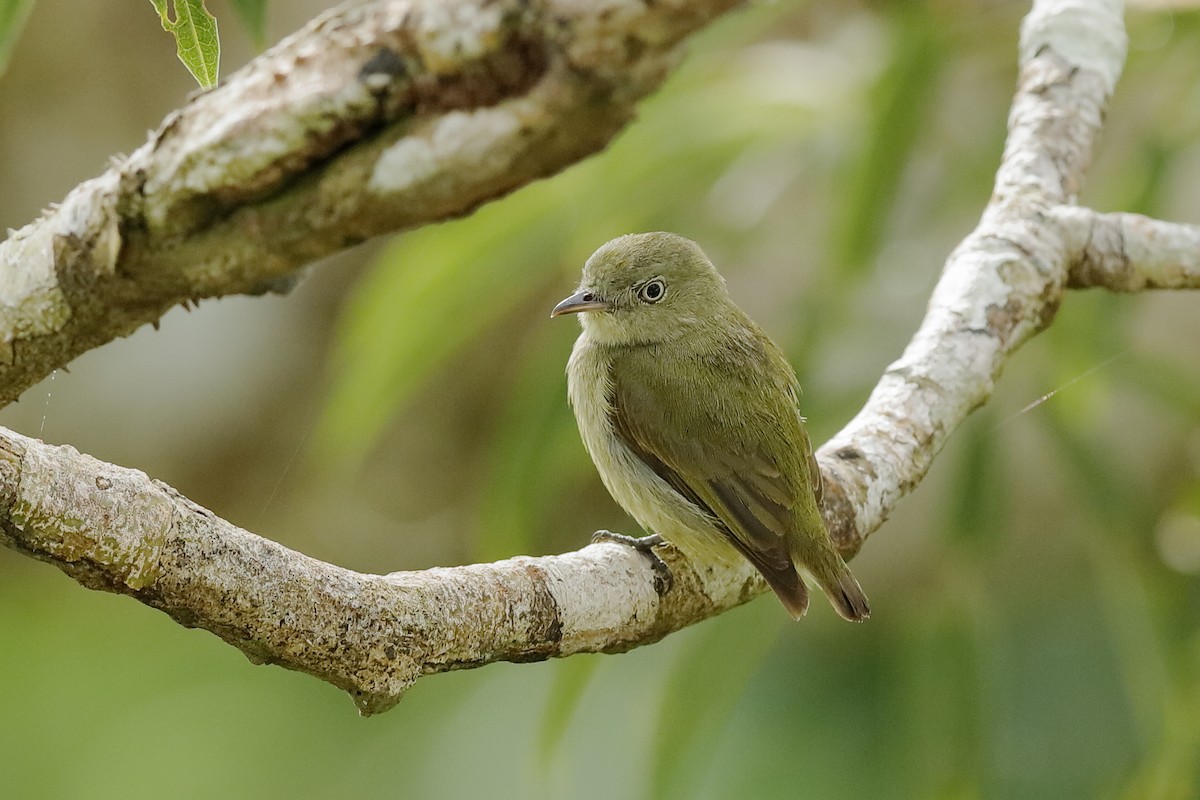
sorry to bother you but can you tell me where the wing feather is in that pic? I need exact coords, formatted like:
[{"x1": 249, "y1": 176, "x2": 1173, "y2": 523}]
[{"x1": 606, "y1": 339, "x2": 816, "y2": 612}]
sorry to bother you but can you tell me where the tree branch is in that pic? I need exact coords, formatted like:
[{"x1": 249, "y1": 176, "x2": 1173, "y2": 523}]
[
  {"x1": 2, "y1": 0, "x2": 1192, "y2": 715},
  {"x1": 0, "y1": 426, "x2": 755, "y2": 714},
  {"x1": 0, "y1": 0, "x2": 739, "y2": 405},
  {"x1": 1053, "y1": 207, "x2": 1200, "y2": 291},
  {"x1": 820, "y1": 0, "x2": 1125, "y2": 546}
]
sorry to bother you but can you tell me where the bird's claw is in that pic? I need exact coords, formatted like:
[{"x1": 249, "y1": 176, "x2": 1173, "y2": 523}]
[{"x1": 591, "y1": 530, "x2": 674, "y2": 596}]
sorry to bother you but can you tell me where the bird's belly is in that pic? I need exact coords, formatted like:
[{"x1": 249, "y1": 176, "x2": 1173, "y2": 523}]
[
  {"x1": 595, "y1": 430, "x2": 734, "y2": 563},
  {"x1": 568, "y1": 345, "x2": 733, "y2": 563}
]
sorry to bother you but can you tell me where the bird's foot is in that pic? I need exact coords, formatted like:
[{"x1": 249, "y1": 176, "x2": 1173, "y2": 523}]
[{"x1": 591, "y1": 531, "x2": 673, "y2": 596}]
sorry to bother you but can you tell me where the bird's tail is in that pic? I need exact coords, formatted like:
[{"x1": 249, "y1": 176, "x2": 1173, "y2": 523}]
[
  {"x1": 814, "y1": 561, "x2": 870, "y2": 622},
  {"x1": 762, "y1": 569, "x2": 810, "y2": 620},
  {"x1": 722, "y1": 531, "x2": 812, "y2": 620}
]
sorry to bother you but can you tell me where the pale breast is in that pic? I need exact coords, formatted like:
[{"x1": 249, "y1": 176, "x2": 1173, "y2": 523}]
[{"x1": 566, "y1": 335, "x2": 734, "y2": 563}]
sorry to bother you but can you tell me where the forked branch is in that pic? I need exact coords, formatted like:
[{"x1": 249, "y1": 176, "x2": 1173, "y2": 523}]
[{"x1": 2, "y1": 0, "x2": 1195, "y2": 714}]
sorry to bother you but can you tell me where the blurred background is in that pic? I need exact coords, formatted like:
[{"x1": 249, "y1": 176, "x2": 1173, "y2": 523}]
[{"x1": 2, "y1": 0, "x2": 1199, "y2": 797}]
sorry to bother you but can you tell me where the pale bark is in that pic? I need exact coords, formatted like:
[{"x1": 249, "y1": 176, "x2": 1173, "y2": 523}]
[
  {"x1": 1054, "y1": 208, "x2": 1200, "y2": 291},
  {"x1": 2, "y1": 0, "x2": 1196, "y2": 714},
  {"x1": 0, "y1": 0, "x2": 739, "y2": 404}
]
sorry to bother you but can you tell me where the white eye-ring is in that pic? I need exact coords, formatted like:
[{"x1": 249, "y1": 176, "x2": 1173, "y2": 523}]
[{"x1": 638, "y1": 279, "x2": 666, "y2": 304}]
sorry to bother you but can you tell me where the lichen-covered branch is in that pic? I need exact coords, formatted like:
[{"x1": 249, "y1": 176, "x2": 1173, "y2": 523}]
[
  {"x1": 1053, "y1": 207, "x2": 1200, "y2": 291},
  {"x1": 0, "y1": 426, "x2": 759, "y2": 715},
  {"x1": 2, "y1": 0, "x2": 1195, "y2": 714},
  {"x1": 0, "y1": 0, "x2": 740, "y2": 406}
]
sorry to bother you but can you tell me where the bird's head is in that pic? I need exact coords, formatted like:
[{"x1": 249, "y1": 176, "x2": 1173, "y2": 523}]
[{"x1": 551, "y1": 232, "x2": 729, "y2": 345}]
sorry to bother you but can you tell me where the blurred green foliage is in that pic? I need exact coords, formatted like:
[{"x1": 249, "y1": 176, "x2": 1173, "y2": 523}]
[
  {"x1": 229, "y1": 0, "x2": 268, "y2": 49},
  {"x1": 3, "y1": 1, "x2": 1200, "y2": 799},
  {"x1": 0, "y1": 0, "x2": 34, "y2": 77}
]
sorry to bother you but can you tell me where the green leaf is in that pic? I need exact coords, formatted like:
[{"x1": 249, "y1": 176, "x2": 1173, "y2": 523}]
[
  {"x1": 149, "y1": 0, "x2": 220, "y2": 89},
  {"x1": 0, "y1": 0, "x2": 36, "y2": 79},
  {"x1": 229, "y1": 0, "x2": 267, "y2": 49}
]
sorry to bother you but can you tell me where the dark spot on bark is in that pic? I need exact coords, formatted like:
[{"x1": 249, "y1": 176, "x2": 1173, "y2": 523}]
[
  {"x1": 247, "y1": 274, "x2": 301, "y2": 296},
  {"x1": 623, "y1": 35, "x2": 646, "y2": 61},
  {"x1": 411, "y1": 33, "x2": 548, "y2": 114},
  {"x1": 986, "y1": 298, "x2": 1024, "y2": 341},
  {"x1": 359, "y1": 48, "x2": 409, "y2": 82}
]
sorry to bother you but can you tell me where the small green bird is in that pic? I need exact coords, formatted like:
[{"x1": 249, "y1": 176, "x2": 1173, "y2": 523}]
[{"x1": 552, "y1": 232, "x2": 869, "y2": 622}]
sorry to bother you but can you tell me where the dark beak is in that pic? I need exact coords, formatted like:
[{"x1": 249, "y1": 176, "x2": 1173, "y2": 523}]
[{"x1": 550, "y1": 289, "x2": 610, "y2": 318}]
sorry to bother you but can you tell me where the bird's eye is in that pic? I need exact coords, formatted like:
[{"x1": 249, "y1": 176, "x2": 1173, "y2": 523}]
[{"x1": 638, "y1": 279, "x2": 666, "y2": 304}]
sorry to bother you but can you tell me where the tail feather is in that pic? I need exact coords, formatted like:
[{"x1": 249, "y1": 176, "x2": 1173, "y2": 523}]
[
  {"x1": 820, "y1": 569, "x2": 870, "y2": 622},
  {"x1": 763, "y1": 570, "x2": 809, "y2": 620},
  {"x1": 728, "y1": 532, "x2": 867, "y2": 621}
]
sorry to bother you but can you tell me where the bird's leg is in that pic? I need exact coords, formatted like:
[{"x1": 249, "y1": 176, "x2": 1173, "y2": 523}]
[{"x1": 591, "y1": 531, "x2": 673, "y2": 595}]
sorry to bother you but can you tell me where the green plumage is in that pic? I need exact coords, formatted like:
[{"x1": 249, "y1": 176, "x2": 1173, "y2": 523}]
[{"x1": 553, "y1": 232, "x2": 869, "y2": 622}]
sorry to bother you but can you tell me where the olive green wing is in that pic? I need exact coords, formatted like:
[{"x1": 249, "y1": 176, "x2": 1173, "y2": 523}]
[
  {"x1": 608, "y1": 348, "x2": 813, "y2": 617},
  {"x1": 788, "y1": 382, "x2": 824, "y2": 506}
]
